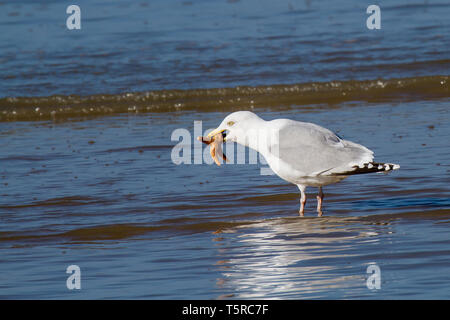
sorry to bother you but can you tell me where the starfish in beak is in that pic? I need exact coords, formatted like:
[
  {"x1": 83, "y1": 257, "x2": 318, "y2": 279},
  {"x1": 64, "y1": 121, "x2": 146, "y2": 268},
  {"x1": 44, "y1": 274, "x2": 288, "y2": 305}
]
[{"x1": 197, "y1": 130, "x2": 228, "y2": 166}]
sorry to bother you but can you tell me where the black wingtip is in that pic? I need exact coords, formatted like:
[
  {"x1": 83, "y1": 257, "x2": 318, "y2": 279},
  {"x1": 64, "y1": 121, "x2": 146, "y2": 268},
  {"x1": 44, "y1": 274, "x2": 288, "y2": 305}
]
[{"x1": 334, "y1": 162, "x2": 400, "y2": 176}]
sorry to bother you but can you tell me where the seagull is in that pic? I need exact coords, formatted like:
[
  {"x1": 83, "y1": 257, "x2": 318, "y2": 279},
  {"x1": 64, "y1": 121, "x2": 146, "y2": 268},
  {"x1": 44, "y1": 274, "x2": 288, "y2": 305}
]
[{"x1": 206, "y1": 111, "x2": 399, "y2": 216}]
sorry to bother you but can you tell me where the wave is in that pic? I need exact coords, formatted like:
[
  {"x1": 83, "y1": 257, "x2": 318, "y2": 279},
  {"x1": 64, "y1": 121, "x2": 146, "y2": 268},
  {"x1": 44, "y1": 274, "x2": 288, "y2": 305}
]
[
  {"x1": 1, "y1": 208, "x2": 449, "y2": 244},
  {"x1": 0, "y1": 75, "x2": 448, "y2": 122},
  {"x1": 0, "y1": 220, "x2": 253, "y2": 244}
]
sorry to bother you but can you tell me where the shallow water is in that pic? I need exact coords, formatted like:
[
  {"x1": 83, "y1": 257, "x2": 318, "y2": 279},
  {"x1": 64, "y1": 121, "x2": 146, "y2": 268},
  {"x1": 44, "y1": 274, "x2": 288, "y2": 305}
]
[
  {"x1": 0, "y1": 0, "x2": 450, "y2": 299},
  {"x1": 1, "y1": 99, "x2": 449, "y2": 299}
]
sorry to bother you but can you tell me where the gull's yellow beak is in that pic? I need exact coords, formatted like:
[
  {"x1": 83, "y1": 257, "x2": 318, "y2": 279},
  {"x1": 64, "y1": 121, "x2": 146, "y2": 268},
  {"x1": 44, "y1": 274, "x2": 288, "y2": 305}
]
[{"x1": 207, "y1": 128, "x2": 227, "y2": 141}]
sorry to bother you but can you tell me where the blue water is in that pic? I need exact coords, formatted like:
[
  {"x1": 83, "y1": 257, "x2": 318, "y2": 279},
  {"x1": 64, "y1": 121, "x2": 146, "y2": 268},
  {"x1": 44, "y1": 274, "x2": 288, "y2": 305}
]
[
  {"x1": 1, "y1": 98, "x2": 449, "y2": 299},
  {"x1": 0, "y1": 0, "x2": 449, "y2": 97},
  {"x1": 0, "y1": 0, "x2": 449, "y2": 299}
]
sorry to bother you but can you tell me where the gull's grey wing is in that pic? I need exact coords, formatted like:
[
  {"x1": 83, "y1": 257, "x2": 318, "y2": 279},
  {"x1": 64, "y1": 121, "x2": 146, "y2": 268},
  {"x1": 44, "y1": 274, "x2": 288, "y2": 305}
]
[{"x1": 267, "y1": 120, "x2": 374, "y2": 176}]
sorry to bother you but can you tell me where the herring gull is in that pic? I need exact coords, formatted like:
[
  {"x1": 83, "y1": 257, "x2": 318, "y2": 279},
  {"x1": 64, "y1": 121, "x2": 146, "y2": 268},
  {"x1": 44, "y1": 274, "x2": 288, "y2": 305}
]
[{"x1": 206, "y1": 111, "x2": 400, "y2": 216}]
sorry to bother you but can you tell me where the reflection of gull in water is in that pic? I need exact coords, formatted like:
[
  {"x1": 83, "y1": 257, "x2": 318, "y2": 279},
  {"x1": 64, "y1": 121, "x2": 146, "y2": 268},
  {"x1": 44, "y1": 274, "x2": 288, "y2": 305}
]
[
  {"x1": 214, "y1": 216, "x2": 388, "y2": 299},
  {"x1": 206, "y1": 111, "x2": 400, "y2": 216}
]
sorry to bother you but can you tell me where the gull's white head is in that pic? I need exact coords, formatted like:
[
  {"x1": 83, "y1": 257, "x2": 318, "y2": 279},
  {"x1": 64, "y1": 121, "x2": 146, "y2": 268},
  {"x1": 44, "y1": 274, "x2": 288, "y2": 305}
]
[{"x1": 207, "y1": 111, "x2": 264, "y2": 147}]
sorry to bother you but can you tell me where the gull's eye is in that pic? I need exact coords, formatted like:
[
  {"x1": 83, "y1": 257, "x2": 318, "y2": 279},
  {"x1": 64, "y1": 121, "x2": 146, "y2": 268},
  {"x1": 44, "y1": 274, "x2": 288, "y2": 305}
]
[{"x1": 227, "y1": 121, "x2": 235, "y2": 126}]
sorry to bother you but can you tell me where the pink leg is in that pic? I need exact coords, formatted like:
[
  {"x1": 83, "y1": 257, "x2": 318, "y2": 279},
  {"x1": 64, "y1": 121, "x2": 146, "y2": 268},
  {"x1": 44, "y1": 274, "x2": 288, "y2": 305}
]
[
  {"x1": 316, "y1": 187, "x2": 324, "y2": 217},
  {"x1": 298, "y1": 185, "x2": 306, "y2": 217}
]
